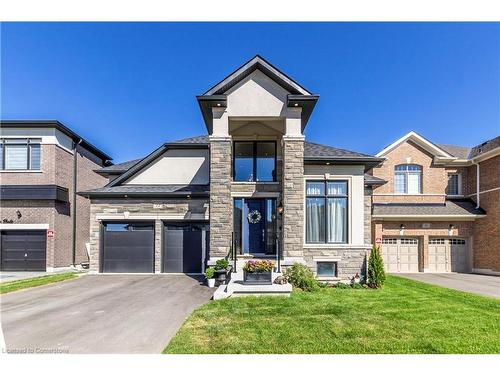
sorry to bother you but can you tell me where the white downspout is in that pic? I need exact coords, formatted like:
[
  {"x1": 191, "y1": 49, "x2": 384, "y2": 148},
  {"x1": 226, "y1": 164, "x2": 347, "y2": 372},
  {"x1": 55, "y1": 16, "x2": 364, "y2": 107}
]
[{"x1": 473, "y1": 161, "x2": 480, "y2": 208}]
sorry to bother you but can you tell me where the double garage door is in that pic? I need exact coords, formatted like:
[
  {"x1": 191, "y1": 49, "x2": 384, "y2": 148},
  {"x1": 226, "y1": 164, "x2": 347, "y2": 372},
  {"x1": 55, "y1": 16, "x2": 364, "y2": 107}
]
[
  {"x1": 0, "y1": 231, "x2": 47, "y2": 271},
  {"x1": 381, "y1": 237, "x2": 469, "y2": 273},
  {"x1": 101, "y1": 222, "x2": 208, "y2": 273}
]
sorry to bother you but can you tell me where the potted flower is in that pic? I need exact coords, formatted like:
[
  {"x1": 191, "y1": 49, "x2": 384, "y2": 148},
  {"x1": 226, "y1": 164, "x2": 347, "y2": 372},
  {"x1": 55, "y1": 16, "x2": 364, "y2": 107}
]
[
  {"x1": 214, "y1": 259, "x2": 232, "y2": 284},
  {"x1": 243, "y1": 260, "x2": 274, "y2": 285},
  {"x1": 205, "y1": 267, "x2": 216, "y2": 288}
]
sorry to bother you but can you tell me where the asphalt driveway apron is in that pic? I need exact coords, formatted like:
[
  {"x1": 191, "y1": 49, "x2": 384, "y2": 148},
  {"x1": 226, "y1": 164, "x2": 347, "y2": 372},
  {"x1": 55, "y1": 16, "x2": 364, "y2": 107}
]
[
  {"x1": 395, "y1": 273, "x2": 500, "y2": 299},
  {"x1": 1, "y1": 275, "x2": 214, "y2": 354}
]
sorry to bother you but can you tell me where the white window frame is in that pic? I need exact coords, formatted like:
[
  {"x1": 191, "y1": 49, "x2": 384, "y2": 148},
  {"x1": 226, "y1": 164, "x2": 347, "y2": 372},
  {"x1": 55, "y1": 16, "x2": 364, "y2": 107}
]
[
  {"x1": 394, "y1": 164, "x2": 422, "y2": 194},
  {"x1": 447, "y1": 173, "x2": 462, "y2": 196}
]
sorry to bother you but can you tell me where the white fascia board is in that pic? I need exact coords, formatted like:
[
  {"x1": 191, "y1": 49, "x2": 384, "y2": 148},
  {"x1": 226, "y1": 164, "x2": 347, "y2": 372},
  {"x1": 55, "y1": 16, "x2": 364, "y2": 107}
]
[
  {"x1": 471, "y1": 147, "x2": 500, "y2": 163},
  {"x1": 0, "y1": 223, "x2": 50, "y2": 230},
  {"x1": 372, "y1": 214, "x2": 484, "y2": 221},
  {"x1": 376, "y1": 131, "x2": 454, "y2": 158}
]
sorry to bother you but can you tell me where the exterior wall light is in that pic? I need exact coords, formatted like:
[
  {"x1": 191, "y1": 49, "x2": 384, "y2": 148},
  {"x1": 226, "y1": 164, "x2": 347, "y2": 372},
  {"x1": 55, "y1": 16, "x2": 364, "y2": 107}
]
[
  {"x1": 449, "y1": 224, "x2": 455, "y2": 236},
  {"x1": 399, "y1": 223, "x2": 405, "y2": 235},
  {"x1": 277, "y1": 203, "x2": 284, "y2": 215}
]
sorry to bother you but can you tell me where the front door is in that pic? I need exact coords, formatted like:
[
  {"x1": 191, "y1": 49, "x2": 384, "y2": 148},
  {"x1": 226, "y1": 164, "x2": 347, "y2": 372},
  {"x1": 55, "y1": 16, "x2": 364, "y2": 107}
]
[{"x1": 234, "y1": 198, "x2": 276, "y2": 255}]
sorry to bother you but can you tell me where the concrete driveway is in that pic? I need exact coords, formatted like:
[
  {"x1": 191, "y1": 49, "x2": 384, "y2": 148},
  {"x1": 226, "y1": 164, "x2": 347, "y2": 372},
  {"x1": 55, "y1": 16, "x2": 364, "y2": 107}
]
[
  {"x1": 396, "y1": 273, "x2": 499, "y2": 299},
  {"x1": 1, "y1": 275, "x2": 214, "y2": 354}
]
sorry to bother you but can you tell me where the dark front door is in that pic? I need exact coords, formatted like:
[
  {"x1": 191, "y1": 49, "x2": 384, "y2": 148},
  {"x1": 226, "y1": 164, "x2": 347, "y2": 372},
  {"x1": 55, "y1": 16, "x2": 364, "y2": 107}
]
[
  {"x1": 245, "y1": 200, "x2": 266, "y2": 254},
  {"x1": 234, "y1": 198, "x2": 276, "y2": 255},
  {"x1": 163, "y1": 222, "x2": 209, "y2": 274},
  {"x1": 102, "y1": 222, "x2": 154, "y2": 273},
  {"x1": 0, "y1": 231, "x2": 47, "y2": 271}
]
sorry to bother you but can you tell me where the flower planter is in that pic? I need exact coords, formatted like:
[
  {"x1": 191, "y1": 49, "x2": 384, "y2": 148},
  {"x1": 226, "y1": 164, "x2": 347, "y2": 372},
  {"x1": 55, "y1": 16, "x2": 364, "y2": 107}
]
[
  {"x1": 207, "y1": 278, "x2": 216, "y2": 288},
  {"x1": 214, "y1": 266, "x2": 232, "y2": 285},
  {"x1": 243, "y1": 270, "x2": 272, "y2": 285}
]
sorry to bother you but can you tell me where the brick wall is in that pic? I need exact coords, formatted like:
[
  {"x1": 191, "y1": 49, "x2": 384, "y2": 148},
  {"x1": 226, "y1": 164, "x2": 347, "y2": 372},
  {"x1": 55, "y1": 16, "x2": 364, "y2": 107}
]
[
  {"x1": 469, "y1": 155, "x2": 500, "y2": 273},
  {"x1": 372, "y1": 140, "x2": 447, "y2": 204}
]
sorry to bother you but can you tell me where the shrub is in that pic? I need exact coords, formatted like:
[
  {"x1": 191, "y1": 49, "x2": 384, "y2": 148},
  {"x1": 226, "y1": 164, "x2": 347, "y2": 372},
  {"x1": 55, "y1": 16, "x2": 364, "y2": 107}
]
[
  {"x1": 335, "y1": 282, "x2": 350, "y2": 289},
  {"x1": 367, "y1": 245, "x2": 386, "y2": 288},
  {"x1": 215, "y1": 259, "x2": 230, "y2": 271},
  {"x1": 284, "y1": 263, "x2": 319, "y2": 292},
  {"x1": 243, "y1": 260, "x2": 274, "y2": 273},
  {"x1": 351, "y1": 283, "x2": 363, "y2": 289},
  {"x1": 204, "y1": 267, "x2": 215, "y2": 279}
]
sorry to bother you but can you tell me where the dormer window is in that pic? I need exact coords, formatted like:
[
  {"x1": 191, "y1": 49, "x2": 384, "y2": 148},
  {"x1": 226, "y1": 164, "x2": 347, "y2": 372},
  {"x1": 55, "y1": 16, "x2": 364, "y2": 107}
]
[{"x1": 394, "y1": 164, "x2": 422, "y2": 194}]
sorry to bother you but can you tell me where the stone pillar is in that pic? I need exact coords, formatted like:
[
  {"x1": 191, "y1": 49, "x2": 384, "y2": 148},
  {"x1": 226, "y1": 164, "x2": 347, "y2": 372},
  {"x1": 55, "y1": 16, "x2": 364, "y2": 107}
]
[
  {"x1": 364, "y1": 187, "x2": 373, "y2": 246},
  {"x1": 209, "y1": 136, "x2": 233, "y2": 258},
  {"x1": 281, "y1": 136, "x2": 304, "y2": 260},
  {"x1": 88, "y1": 202, "x2": 101, "y2": 273}
]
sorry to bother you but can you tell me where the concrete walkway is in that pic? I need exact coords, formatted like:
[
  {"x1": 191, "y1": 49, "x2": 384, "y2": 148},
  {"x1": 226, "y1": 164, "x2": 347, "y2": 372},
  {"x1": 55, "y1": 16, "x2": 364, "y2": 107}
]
[
  {"x1": 396, "y1": 273, "x2": 500, "y2": 299},
  {"x1": 1, "y1": 274, "x2": 214, "y2": 353}
]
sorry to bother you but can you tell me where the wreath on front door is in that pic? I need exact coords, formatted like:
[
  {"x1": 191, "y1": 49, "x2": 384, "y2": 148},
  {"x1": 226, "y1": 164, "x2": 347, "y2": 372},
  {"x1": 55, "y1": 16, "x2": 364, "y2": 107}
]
[{"x1": 247, "y1": 210, "x2": 262, "y2": 224}]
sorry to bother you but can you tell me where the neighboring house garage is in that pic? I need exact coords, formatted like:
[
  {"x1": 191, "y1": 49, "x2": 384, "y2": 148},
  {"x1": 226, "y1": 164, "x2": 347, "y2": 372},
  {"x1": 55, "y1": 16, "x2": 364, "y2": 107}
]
[
  {"x1": 373, "y1": 200, "x2": 484, "y2": 274},
  {"x1": 428, "y1": 238, "x2": 469, "y2": 273},
  {"x1": 0, "y1": 230, "x2": 47, "y2": 271},
  {"x1": 381, "y1": 238, "x2": 419, "y2": 273}
]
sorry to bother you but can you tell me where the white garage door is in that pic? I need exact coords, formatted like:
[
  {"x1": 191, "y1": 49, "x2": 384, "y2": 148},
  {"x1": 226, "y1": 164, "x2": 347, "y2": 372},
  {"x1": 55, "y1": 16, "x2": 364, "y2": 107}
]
[
  {"x1": 428, "y1": 238, "x2": 469, "y2": 273},
  {"x1": 381, "y1": 238, "x2": 419, "y2": 273}
]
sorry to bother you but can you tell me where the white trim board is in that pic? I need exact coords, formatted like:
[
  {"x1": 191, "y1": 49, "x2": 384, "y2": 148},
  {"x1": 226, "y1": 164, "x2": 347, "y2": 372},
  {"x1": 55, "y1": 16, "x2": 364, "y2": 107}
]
[
  {"x1": 376, "y1": 131, "x2": 453, "y2": 158},
  {"x1": 0, "y1": 223, "x2": 49, "y2": 230},
  {"x1": 95, "y1": 214, "x2": 209, "y2": 221}
]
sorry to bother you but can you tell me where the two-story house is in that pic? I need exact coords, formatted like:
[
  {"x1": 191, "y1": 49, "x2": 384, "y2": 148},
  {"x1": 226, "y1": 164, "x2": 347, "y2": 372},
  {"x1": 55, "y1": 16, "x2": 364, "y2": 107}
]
[
  {"x1": 0, "y1": 120, "x2": 112, "y2": 272},
  {"x1": 80, "y1": 55, "x2": 383, "y2": 280},
  {"x1": 370, "y1": 131, "x2": 499, "y2": 275}
]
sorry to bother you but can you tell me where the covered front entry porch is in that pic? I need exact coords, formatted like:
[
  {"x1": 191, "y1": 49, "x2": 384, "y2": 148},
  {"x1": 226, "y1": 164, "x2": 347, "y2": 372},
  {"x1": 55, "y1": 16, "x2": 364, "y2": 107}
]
[{"x1": 233, "y1": 197, "x2": 278, "y2": 257}]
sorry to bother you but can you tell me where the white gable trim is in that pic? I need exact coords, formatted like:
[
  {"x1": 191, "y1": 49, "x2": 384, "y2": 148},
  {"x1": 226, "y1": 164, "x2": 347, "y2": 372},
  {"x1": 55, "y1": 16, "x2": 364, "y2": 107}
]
[{"x1": 376, "y1": 131, "x2": 454, "y2": 158}]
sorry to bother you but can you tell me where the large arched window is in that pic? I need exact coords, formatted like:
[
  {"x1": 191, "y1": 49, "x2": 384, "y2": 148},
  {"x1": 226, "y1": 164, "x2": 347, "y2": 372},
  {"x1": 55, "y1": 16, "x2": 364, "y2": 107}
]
[{"x1": 394, "y1": 164, "x2": 422, "y2": 194}]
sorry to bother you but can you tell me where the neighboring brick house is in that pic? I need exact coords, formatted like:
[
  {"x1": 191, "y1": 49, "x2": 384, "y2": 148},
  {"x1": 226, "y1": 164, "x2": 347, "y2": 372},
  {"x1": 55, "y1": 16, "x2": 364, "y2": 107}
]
[
  {"x1": 0, "y1": 120, "x2": 112, "y2": 271},
  {"x1": 80, "y1": 55, "x2": 384, "y2": 281},
  {"x1": 369, "y1": 131, "x2": 499, "y2": 275}
]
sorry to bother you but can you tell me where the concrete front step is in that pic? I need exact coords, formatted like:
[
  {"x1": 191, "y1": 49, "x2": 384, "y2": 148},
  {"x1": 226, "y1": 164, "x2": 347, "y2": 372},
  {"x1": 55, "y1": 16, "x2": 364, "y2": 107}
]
[{"x1": 213, "y1": 271, "x2": 291, "y2": 300}]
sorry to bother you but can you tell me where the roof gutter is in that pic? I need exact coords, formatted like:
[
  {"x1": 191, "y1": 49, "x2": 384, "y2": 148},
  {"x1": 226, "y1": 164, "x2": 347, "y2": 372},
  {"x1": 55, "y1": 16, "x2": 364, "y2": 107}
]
[{"x1": 472, "y1": 160, "x2": 480, "y2": 209}]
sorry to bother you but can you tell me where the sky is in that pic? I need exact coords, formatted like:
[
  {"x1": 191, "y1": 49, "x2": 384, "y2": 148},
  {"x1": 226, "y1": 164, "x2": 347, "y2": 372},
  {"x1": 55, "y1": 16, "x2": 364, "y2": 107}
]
[{"x1": 1, "y1": 22, "x2": 499, "y2": 163}]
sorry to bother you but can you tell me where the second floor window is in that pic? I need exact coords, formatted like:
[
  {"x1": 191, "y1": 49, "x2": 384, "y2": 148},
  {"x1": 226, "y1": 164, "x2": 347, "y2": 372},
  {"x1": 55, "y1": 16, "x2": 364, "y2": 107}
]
[
  {"x1": 394, "y1": 164, "x2": 422, "y2": 194},
  {"x1": 233, "y1": 141, "x2": 276, "y2": 182},
  {"x1": 0, "y1": 138, "x2": 41, "y2": 171},
  {"x1": 447, "y1": 173, "x2": 461, "y2": 195}
]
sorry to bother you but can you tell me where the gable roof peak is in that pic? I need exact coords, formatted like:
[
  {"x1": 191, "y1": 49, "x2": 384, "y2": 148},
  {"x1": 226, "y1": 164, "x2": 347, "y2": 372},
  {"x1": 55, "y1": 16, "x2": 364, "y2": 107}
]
[
  {"x1": 202, "y1": 54, "x2": 313, "y2": 96},
  {"x1": 376, "y1": 131, "x2": 454, "y2": 158}
]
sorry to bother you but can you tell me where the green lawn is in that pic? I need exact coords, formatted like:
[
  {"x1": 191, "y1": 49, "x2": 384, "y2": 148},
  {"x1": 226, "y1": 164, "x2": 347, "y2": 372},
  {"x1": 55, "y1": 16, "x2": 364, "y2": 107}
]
[
  {"x1": 0, "y1": 272, "x2": 78, "y2": 294},
  {"x1": 164, "y1": 275, "x2": 500, "y2": 354}
]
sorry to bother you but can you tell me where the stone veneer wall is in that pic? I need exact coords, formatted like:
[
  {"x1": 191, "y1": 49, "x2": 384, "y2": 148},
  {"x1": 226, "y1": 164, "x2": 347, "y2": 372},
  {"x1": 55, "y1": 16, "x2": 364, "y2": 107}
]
[
  {"x1": 302, "y1": 248, "x2": 368, "y2": 279},
  {"x1": 364, "y1": 187, "x2": 373, "y2": 246},
  {"x1": 209, "y1": 138, "x2": 233, "y2": 258},
  {"x1": 88, "y1": 198, "x2": 209, "y2": 273},
  {"x1": 281, "y1": 138, "x2": 304, "y2": 259}
]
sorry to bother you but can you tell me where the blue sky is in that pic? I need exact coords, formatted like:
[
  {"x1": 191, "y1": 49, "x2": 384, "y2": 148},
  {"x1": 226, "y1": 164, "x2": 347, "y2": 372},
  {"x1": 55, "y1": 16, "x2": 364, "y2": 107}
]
[{"x1": 1, "y1": 22, "x2": 499, "y2": 163}]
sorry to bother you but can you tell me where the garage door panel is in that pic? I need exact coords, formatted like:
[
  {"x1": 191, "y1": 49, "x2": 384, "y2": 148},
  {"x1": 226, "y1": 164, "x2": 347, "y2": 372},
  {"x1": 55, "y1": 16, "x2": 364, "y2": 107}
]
[
  {"x1": 381, "y1": 238, "x2": 419, "y2": 273},
  {"x1": 163, "y1": 223, "x2": 207, "y2": 274},
  {"x1": 102, "y1": 223, "x2": 154, "y2": 273},
  {"x1": 1, "y1": 231, "x2": 47, "y2": 271}
]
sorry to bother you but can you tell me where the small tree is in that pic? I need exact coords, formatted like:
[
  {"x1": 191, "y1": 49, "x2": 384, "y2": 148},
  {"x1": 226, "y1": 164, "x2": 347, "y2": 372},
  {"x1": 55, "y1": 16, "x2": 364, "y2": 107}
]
[{"x1": 368, "y1": 245, "x2": 386, "y2": 288}]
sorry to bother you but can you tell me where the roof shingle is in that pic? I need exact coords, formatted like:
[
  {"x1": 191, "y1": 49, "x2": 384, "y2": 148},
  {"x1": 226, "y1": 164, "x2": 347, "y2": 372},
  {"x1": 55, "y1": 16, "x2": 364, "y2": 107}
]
[{"x1": 372, "y1": 200, "x2": 485, "y2": 217}]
